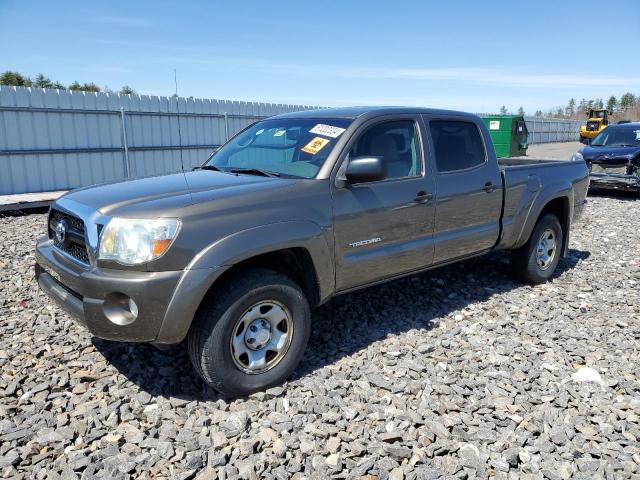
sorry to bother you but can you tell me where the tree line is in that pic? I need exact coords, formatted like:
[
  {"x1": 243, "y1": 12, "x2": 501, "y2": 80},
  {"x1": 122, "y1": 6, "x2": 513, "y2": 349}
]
[
  {"x1": 0, "y1": 70, "x2": 136, "y2": 95},
  {"x1": 500, "y1": 92, "x2": 639, "y2": 120},
  {"x1": 3, "y1": 69, "x2": 639, "y2": 120}
]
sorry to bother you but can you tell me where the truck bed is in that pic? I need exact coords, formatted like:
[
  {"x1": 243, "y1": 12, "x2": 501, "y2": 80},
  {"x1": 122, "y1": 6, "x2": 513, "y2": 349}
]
[{"x1": 496, "y1": 157, "x2": 589, "y2": 251}]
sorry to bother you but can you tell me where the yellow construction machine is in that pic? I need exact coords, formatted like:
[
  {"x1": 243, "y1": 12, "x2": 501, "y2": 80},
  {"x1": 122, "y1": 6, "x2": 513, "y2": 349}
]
[{"x1": 579, "y1": 109, "x2": 611, "y2": 143}]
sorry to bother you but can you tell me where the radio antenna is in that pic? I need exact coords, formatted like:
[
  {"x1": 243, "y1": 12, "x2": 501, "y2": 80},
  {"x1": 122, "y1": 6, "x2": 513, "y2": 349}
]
[{"x1": 174, "y1": 68, "x2": 185, "y2": 172}]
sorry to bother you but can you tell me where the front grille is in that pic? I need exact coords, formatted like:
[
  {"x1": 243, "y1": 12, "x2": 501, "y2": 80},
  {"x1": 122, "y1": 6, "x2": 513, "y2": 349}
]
[
  {"x1": 591, "y1": 164, "x2": 630, "y2": 175},
  {"x1": 48, "y1": 209, "x2": 90, "y2": 264},
  {"x1": 586, "y1": 121, "x2": 600, "y2": 132}
]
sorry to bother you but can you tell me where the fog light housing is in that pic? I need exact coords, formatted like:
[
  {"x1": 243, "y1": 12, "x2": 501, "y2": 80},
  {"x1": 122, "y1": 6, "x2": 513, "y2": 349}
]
[{"x1": 103, "y1": 293, "x2": 138, "y2": 326}]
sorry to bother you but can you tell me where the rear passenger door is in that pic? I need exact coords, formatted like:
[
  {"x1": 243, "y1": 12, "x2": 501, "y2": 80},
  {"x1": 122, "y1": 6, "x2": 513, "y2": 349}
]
[{"x1": 424, "y1": 116, "x2": 503, "y2": 264}]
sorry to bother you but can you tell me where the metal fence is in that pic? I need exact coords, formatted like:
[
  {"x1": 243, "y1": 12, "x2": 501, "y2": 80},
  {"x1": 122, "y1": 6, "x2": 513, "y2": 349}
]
[
  {"x1": 523, "y1": 116, "x2": 582, "y2": 144},
  {"x1": 0, "y1": 87, "x2": 315, "y2": 195},
  {"x1": 0, "y1": 86, "x2": 584, "y2": 195}
]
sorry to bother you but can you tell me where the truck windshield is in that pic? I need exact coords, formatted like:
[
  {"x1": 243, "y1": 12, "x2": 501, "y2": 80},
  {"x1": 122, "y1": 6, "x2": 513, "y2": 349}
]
[
  {"x1": 591, "y1": 127, "x2": 640, "y2": 147},
  {"x1": 205, "y1": 118, "x2": 352, "y2": 178}
]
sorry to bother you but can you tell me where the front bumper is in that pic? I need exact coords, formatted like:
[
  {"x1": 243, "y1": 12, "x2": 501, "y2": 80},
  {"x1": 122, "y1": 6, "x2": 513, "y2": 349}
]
[
  {"x1": 580, "y1": 130, "x2": 600, "y2": 139},
  {"x1": 589, "y1": 172, "x2": 640, "y2": 191},
  {"x1": 35, "y1": 236, "x2": 222, "y2": 343}
]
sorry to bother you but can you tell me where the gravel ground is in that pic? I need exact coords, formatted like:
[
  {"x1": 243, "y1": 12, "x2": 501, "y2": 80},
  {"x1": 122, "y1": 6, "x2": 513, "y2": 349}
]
[
  {"x1": 517, "y1": 142, "x2": 583, "y2": 161},
  {"x1": 1, "y1": 195, "x2": 639, "y2": 480}
]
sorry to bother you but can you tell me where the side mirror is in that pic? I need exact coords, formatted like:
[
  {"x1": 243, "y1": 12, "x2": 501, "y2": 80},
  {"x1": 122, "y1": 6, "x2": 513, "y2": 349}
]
[{"x1": 345, "y1": 156, "x2": 387, "y2": 184}]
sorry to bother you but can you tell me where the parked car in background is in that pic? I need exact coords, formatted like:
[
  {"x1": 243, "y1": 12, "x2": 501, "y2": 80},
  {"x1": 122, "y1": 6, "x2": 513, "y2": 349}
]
[
  {"x1": 35, "y1": 107, "x2": 589, "y2": 396},
  {"x1": 573, "y1": 122, "x2": 640, "y2": 194}
]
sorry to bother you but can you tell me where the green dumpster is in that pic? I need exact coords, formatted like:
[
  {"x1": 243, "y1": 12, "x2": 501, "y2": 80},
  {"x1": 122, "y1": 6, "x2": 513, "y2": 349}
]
[{"x1": 482, "y1": 115, "x2": 529, "y2": 157}]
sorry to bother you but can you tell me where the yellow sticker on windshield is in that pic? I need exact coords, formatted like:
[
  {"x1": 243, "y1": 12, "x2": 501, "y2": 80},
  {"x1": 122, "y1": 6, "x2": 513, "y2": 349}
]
[
  {"x1": 301, "y1": 137, "x2": 330, "y2": 155},
  {"x1": 274, "y1": 130, "x2": 286, "y2": 137}
]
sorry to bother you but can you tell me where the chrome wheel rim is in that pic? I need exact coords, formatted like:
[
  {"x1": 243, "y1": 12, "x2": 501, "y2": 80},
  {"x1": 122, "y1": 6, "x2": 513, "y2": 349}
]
[
  {"x1": 536, "y1": 228, "x2": 557, "y2": 270},
  {"x1": 230, "y1": 300, "x2": 293, "y2": 374}
]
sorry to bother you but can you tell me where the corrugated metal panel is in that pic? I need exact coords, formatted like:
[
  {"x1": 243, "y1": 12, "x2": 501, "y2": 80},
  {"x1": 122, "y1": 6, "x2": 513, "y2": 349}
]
[
  {"x1": 522, "y1": 116, "x2": 583, "y2": 144},
  {"x1": 0, "y1": 86, "x2": 317, "y2": 194},
  {"x1": 0, "y1": 86, "x2": 584, "y2": 195}
]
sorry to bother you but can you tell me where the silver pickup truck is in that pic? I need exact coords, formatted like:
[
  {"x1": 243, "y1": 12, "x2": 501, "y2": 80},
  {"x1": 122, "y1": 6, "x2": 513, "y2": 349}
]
[{"x1": 35, "y1": 107, "x2": 589, "y2": 396}]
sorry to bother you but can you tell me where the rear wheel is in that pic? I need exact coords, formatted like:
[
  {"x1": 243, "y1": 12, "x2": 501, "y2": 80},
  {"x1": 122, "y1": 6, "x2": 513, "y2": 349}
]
[
  {"x1": 510, "y1": 214, "x2": 563, "y2": 284},
  {"x1": 188, "y1": 268, "x2": 310, "y2": 397}
]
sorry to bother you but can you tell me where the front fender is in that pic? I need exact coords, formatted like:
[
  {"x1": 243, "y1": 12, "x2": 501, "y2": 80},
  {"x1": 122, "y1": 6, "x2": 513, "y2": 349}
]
[
  {"x1": 189, "y1": 221, "x2": 331, "y2": 270},
  {"x1": 155, "y1": 221, "x2": 334, "y2": 343}
]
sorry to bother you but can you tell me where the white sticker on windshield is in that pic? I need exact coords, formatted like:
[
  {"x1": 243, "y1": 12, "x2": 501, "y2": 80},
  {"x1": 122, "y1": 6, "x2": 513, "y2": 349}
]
[
  {"x1": 309, "y1": 124, "x2": 346, "y2": 138},
  {"x1": 255, "y1": 129, "x2": 264, "y2": 135}
]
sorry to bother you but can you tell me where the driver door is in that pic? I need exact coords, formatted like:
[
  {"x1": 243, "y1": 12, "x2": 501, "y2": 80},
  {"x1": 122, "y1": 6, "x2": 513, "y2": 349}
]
[{"x1": 332, "y1": 115, "x2": 436, "y2": 291}]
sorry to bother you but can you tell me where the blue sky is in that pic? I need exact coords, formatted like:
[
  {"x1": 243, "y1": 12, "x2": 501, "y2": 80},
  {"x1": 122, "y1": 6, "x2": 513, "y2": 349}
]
[{"x1": 1, "y1": 0, "x2": 639, "y2": 113}]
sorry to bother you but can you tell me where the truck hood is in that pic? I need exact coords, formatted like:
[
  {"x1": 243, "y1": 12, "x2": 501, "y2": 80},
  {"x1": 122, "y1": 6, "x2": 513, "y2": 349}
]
[
  {"x1": 580, "y1": 145, "x2": 640, "y2": 164},
  {"x1": 62, "y1": 170, "x2": 286, "y2": 216}
]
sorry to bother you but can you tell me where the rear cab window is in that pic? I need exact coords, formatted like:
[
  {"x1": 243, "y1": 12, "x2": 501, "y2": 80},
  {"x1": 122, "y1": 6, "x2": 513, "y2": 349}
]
[{"x1": 429, "y1": 120, "x2": 486, "y2": 172}]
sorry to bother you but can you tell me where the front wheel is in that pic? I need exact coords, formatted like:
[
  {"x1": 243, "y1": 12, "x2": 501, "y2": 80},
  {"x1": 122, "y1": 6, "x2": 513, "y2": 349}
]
[
  {"x1": 510, "y1": 214, "x2": 563, "y2": 284},
  {"x1": 188, "y1": 268, "x2": 311, "y2": 397}
]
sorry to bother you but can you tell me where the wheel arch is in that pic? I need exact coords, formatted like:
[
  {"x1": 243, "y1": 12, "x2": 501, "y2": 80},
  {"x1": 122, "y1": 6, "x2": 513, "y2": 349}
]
[
  {"x1": 155, "y1": 221, "x2": 334, "y2": 344},
  {"x1": 515, "y1": 192, "x2": 573, "y2": 256}
]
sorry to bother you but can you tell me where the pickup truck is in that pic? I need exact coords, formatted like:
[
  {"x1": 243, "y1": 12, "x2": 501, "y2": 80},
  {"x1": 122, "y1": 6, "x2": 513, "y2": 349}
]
[{"x1": 35, "y1": 107, "x2": 589, "y2": 396}]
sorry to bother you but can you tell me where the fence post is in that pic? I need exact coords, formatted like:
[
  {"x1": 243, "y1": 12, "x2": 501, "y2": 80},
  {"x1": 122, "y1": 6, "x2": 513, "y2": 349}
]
[
  {"x1": 120, "y1": 107, "x2": 131, "y2": 178},
  {"x1": 224, "y1": 112, "x2": 229, "y2": 141}
]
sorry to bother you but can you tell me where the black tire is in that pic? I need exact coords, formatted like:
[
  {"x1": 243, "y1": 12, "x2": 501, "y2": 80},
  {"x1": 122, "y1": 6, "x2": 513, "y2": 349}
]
[
  {"x1": 188, "y1": 268, "x2": 310, "y2": 397},
  {"x1": 510, "y1": 214, "x2": 563, "y2": 284}
]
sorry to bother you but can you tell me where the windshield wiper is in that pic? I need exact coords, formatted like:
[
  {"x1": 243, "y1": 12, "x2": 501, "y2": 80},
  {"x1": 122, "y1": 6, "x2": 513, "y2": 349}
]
[
  {"x1": 195, "y1": 165, "x2": 223, "y2": 172},
  {"x1": 228, "y1": 167, "x2": 280, "y2": 177}
]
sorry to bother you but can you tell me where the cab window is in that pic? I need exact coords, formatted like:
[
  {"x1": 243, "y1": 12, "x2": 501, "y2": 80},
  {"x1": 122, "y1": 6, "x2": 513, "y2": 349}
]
[
  {"x1": 348, "y1": 120, "x2": 422, "y2": 179},
  {"x1": 430, "y1": 120, "x2": 486, "y2": 172}
]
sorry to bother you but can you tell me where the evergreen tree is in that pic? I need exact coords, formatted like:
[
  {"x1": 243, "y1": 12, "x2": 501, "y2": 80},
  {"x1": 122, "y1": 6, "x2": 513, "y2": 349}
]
[
  {"x1": 0, "y1": 71, "x2": 32, "y2": 86},
  {"x1": 620, "y1": 92, "x2": 636, "y2": 110},
  {"x1": 68, "y1": 81, "x2": 101, "y2": 92},
  {"x1": 33, "y1": 73, "x2": 54, "y2": 89}
]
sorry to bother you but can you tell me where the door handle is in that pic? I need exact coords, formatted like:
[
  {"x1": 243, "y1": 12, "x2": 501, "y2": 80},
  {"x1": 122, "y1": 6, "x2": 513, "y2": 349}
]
[
  {"x1": 482, "y1": 182, "x2": 495, "y2": 193},
  {"x1": 414, "y1": 191, "x2": 433, "y2": 203}
]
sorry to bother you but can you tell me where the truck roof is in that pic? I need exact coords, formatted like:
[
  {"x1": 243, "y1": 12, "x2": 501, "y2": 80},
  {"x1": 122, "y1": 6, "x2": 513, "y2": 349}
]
[{"x1": 273, "y1": 106, "x2": 477, "y2": 120}]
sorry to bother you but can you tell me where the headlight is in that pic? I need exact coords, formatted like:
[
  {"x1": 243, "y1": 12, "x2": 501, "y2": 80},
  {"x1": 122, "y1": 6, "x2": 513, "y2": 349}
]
[
  {"x1": 571, "y1": 151, "x2": 584, "y2": 162},
  {"x1": 98, "y1": 218, "x2": 181, "y2": 265}
]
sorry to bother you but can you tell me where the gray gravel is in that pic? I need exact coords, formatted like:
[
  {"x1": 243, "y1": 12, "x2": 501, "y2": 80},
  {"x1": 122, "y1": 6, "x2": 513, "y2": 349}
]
[
  {"x1": 1, "y1": 195, "x2": 639, "y2": 480},
  {"x1": 517, "y1": 142, "x2": 583, "y2": 161}
]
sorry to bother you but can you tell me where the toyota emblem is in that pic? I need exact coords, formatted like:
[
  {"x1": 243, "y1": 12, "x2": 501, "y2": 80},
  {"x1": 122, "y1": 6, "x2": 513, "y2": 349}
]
[{"x1": 54, "y1": 219, "x2": 68, "y2": 244}]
